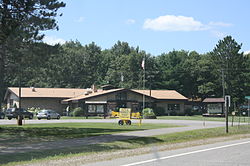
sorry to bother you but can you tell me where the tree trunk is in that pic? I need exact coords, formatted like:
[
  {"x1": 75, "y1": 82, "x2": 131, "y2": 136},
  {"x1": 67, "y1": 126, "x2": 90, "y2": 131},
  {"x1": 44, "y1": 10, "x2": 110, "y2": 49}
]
[{"x1": 0, "y1": 44, "x2": 6, "y2": 110}]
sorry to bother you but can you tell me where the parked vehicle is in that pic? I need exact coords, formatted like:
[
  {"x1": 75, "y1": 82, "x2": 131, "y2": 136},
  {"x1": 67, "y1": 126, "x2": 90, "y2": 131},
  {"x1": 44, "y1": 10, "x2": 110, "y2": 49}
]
[
  {"x1": 37, "y1": 109, "x2": 60, "y2": 120},
  {"x1": 0, "y1": 111, "x2": 5, "y2": 119},
  {"x1": 239, "y1": 105, "x2": 250, "y2": 116},
  {"x1": 5, "y1": 108, "x2": 33, "y2": 120}
]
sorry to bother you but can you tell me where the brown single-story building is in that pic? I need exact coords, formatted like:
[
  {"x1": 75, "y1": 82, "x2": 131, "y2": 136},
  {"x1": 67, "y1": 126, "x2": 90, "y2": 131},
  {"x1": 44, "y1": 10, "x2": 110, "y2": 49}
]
[
  {"x1": 63, "y1": 87, "x2": 188, "y2": 116},
  {"x1": 4, "y1": 86, "x2": 188, "y2": 115},
  {"x1": 203, "y1": 98, "x2": 225, "y2": 116},
  {"x1": 4, "y1": 87, "x2": 87, "y2": 114}
]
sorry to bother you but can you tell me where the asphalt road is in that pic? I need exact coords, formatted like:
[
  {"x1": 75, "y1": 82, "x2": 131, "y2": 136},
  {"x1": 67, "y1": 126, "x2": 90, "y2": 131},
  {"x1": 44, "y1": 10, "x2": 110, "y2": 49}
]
[{"x1": 84, "y1": 138, "x2": 250, "y2": 166}]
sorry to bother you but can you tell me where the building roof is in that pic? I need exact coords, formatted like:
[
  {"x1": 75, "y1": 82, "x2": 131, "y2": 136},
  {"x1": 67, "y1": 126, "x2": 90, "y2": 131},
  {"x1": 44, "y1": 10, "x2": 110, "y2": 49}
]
[
  {"x1": 63, "y1": 89, "x2": 187, "y2": 102},
  {"x1": 132, "y1": 90, "x2": 188, "y2": 100},
  {"x1": 63, "y1": 88, "x2": 124, "y2": 102},
  {"x1": 6, "y1": 87, "x2": 188, "y2": 102},
  {"x1": 6, "y1": 87, "x2": 87, "y2": 99},
  {"x1": 203, "y1": 98, "x2": 225, "y2": 103}
]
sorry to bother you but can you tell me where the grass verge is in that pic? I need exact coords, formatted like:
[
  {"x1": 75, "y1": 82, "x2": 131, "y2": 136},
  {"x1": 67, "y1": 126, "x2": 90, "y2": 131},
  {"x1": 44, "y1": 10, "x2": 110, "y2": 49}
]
[
  {"x1": 1, "y1": 125, "x2": 250, "y2": 166},
  {"x1": 0, "y1": 122, "x2": 178, "y2": 145},
  {"x1": 157, "y1": 115, "x2": 250, "y2": 122}
]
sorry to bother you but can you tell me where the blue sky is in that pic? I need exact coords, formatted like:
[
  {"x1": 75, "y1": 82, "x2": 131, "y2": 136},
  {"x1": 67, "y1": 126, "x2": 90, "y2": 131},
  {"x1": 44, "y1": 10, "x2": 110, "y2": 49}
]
[{"x1": 43, "y1": 0, "x2": 250, "y2": 56}]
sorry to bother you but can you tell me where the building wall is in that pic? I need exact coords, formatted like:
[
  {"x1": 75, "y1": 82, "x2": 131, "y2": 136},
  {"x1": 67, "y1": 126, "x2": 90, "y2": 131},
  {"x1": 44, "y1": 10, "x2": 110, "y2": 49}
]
[
  {"x1": 127, "y1": 92, "x2": 152, "y2": 102},
  {"x1": 156, "y1": 101, "x2": 185, "y2": 115},
  {"x1": 18, "y1": 98, "x2": 66, "y2": 114},
  {"x1": 6, "y1": 93, "x2": 19, "y2": 108},
  {"x1": 84, "y1": 91, "x2": 153, "y2": 103},
  {"x1": 85, "y1": 93, "x2": 116, "y2": 102},
  {"x1": 83, "y1": 91, "x2": 186, "y2": 115}
]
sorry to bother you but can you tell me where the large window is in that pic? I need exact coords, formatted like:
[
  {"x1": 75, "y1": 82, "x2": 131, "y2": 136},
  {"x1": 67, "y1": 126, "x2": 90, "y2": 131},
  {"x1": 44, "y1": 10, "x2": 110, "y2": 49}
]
[
  {"x1": 88, "y1": 105, "x2": 104, "y2": 113},
  {"x1": 207, "y1": 104, "x2": 222, "y2": 114}
]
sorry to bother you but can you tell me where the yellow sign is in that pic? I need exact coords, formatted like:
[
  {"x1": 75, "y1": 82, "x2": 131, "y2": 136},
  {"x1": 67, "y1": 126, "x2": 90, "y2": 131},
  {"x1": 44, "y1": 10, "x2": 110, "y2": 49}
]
[{"x1": 119, "y1": 108, "x2": 131, "y2": 119}]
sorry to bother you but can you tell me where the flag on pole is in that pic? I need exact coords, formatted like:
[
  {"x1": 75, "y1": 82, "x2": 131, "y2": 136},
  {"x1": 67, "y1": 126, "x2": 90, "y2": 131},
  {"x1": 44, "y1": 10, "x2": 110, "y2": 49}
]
[
  {"x1": 141, "y1": 58, "x2": 145, "y2": 69},
  {"x1": 121, "y1": 73, "x2": 124, "y2": 82}
]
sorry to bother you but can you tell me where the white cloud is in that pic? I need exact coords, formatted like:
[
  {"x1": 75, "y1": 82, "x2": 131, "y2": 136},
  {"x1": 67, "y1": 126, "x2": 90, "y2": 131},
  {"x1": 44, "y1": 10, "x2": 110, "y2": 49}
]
[
  {"x1": 244, "y1": 50, "x2": 250, "y2": 55},
  {"x1": 208, "y1": 21, "x2": 233, "y2": 27},
  {"x1": 43, "y1": 36, "x2": 66, "y2": 45},
  {"x1": 210, "y1": 30, "x2": 227, "y2": 38},
  {"x1": 126, "y1": 19, "x2": 136, "y2": 24},
  {"x1": 143, "y1": 15, "x2": 208, "y2": 31},
  {"x1": 75, "y1": 16, "x2": 85, "y2": 23}
]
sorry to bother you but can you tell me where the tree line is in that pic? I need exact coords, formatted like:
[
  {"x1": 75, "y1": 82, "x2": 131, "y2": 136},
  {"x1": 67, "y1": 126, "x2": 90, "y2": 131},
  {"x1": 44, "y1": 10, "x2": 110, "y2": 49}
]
[
  {"x1": 1, "y1": 1, "x2": 250, "y2": 109},
  {"x1": 4, "y1": 37, "x2": 250, "y2": 105}
]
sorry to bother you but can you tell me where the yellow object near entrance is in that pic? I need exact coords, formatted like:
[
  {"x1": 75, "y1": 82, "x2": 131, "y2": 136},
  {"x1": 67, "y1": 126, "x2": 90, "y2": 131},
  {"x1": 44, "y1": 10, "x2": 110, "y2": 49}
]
[
  {"x1": 131, "y1": 112, "x2": 140, "y2": 119},
  {"x1": 116, "y1": 108, "x2": 142, "y2": 126},
  {"x1": 118, "y1": 108, "x2": 132, "y2": 125},
  {"x1": 111, "y1": 111, "x2": 119, "y2": 118},
  {"x1": 119, "y1": 108, "x2": 131, "y2": 120}
]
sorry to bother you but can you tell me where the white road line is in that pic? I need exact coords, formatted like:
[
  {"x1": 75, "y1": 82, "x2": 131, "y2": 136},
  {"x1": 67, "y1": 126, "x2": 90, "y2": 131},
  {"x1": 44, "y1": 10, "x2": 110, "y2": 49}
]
[{"x1": 121, "y1": 140, "x2": 250, "y2": 166}]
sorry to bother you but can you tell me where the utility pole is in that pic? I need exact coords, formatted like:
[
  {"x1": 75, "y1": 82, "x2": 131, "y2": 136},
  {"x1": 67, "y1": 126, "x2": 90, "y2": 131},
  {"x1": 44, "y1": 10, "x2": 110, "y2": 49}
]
[
  {"x1": 225, "y1": 95, "x2": 230, "y2": 133},
  {"x1": 18, "y1": 65, "x2": 22, "y2": 126},
  {"x1": 222, "y1": 69, "x2": 225, "y2": 98}
]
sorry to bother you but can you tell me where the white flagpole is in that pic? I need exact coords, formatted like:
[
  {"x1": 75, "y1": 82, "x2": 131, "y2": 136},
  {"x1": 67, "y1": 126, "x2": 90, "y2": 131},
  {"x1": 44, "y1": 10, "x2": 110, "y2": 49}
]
[{"x1": 142, "y1": 58, "x2": 145, "y2": 110}]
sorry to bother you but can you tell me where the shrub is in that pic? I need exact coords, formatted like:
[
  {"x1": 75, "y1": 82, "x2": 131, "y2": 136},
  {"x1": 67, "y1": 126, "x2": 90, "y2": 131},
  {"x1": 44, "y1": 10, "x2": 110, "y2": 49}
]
[
  {"x1": 142, "y1": 108, "x2": 156, "y2": 119},
  {"x1": 27, "y1": 107, "x2": 41, "y2": 115},
  {"x1": 70, "y1": 107, "x2": 84, "y2": 117},
  {"x1": 153, "y1": 107, "x2": 165, "y2": 116}
]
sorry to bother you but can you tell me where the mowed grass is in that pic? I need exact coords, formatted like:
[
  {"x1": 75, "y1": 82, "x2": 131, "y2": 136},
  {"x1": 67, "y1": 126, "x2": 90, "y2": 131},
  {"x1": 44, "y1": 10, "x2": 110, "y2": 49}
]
[
  {"x1": 1, "y1": 125, "x2": 250, "y2": 166},
  {"x1": 0, "y1": 122, "x2": 179, "y2": 145}
]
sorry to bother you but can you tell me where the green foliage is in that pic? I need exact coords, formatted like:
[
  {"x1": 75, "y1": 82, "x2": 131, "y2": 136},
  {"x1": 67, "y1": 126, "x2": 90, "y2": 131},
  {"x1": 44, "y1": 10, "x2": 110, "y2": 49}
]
[
  {"x1": 211, "y1": 36, "x2": 246, "y2": 103},
  {"x1": 1, "y1": 28, "x2": 250, "y2": 110},
  {"x1": 0, "y1": 0, "x2": 65, "y2": 108},
  {"x1": 27, "y1": 107, "x2": 41, "y2": 115},
  {"x1": 70, "y1": 107, "x2": 85, "y2": 117},
  {"x1": 142, "y1": 108, "x2": 156, "y2": 119}
]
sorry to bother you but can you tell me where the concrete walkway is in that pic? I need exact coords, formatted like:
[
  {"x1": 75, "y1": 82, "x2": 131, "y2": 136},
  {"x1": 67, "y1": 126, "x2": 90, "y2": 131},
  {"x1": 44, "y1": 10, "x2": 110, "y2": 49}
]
[{"x1": 0, "y1": 119, "x2": 226, "y2": 154}]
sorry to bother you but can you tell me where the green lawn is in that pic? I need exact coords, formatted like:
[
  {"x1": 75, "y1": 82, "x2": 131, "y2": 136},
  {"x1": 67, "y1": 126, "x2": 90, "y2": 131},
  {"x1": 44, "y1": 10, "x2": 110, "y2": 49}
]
[
  {"x1": 0, "y1": 122, "x2": 178, "y2": 145},
  {"x1": 1, "y1": 125, "x2": 250, "y2": 166}
]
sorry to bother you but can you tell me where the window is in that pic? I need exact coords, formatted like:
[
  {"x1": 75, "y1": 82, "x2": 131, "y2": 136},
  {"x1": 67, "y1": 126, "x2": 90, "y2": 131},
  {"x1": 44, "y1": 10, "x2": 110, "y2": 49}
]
[
  {"x1": 207, "y1": 104, "x2": 222, "y2": 114},
  {"x1": 168, "y1": 104, "x2": 180, "y2": 111},
  {"x1": 88, "y1": 105, "x2": 96, "y2": 113},
  {"x1": 96, "y1": 105, "x2": 104, "y2": 113},
  {"x1": 88, "y1": 105, "x2": 105, "y2": 113}
]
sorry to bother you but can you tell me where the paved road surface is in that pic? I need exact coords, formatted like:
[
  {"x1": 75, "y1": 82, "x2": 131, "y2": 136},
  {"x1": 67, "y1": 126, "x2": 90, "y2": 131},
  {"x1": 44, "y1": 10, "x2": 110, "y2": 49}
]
[{"x1": 84, "y1": 138, "x2": 250, "y2": 166}]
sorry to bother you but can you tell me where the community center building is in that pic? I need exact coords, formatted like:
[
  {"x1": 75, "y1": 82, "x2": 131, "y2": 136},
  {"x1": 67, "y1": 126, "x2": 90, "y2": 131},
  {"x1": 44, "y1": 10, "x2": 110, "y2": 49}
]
[{"x1": 4, "y1": 85, "x2": 188, "y2": 116}]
